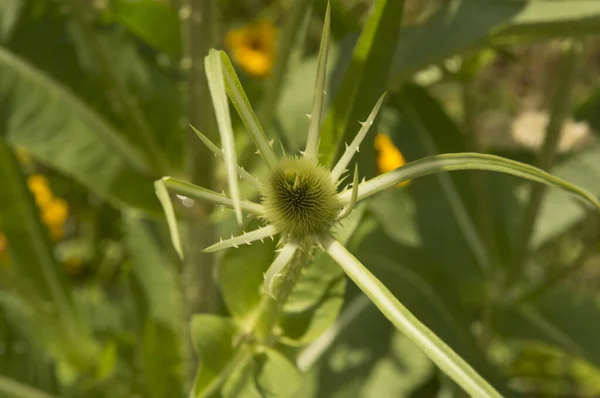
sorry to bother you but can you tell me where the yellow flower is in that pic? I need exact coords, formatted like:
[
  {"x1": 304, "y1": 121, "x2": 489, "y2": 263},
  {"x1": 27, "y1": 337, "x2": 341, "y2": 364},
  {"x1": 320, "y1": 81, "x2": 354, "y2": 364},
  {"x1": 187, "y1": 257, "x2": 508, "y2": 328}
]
[
  {"x1": 225, "y1": 20, "x2": 277, "y2": 78},
  {"x1": 375, "y1": 134, "x2": 409, "y2": 187},
  {"x1": 27, "y1": 174, "x2": 53, "y2": 207},
  {"x1": 42, "y1": 198, "x2": 69, "y2": 240}
]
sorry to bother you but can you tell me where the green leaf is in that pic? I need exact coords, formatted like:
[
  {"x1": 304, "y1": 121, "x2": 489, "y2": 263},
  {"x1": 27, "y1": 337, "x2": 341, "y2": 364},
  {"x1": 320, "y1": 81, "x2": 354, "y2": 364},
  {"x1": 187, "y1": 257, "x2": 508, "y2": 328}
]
[
  {"x1": 493, "y1": 1, "x2": 600, "y2": 43},
  {"x1": 319, "y1": 232, "x2": 502, "y2": 398},
  {"x1": 218, "y1": 222, "x2": 277, "y2": 325},
  {"x1": 531, "y1": 143, "x2": 600, "y2": 248},
  {"x1": 347, "y1": 153, "x2": 600, "y2": 215},
  {"x1": 205, "y1": 49, "x2": 243, "y2": 225},
  {"x1": 493, "y1": 288, "x2": 600, "y2": 369},
  {"x1": 319, "y1": 0, "x2": 404, "y2": 169},
  {"x1": 0, "y1": 47, "x2": 160, "y2": 214},
  {"x1": 219, "y1": 51, "x2": 278, "y2": 169},
  {"x1": 0, "y1": 135, "x2": 73, "y2": 317},
  {"x1": 109, "y1": 0, "x2": 180, "y2": 58},
  {"x1": 304, "y1": 3, "x2": 330, "y2": 159},
  {"x1": 189, "y1": 315, "x2": 239, "y2": 397},
  {"x1": 123, "y1": 214, "x2": 183, "y2": 398},
  {"x1": 154, "y1": 179, "x2": 183, "y2": 259},
  {"x1": 389, "y1": 1, "x2": 600, "y2": 86},
  {"x1": 0, "y1": 375, "x2": 57, "y2": 398},
  {"x1": 223, "y1": 349, "x2": 301, "y2": 398},
  {"x1": 0, "y1": 0, "x2": 23, "y2": 42},
  {"x1": 279, "y1": 204, "x2": 368, "y2": 346}
]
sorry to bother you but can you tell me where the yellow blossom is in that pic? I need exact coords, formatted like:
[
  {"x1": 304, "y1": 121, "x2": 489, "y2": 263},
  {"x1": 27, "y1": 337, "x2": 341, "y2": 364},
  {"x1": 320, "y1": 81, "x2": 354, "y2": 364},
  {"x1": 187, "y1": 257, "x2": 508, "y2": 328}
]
[
  {"x1": 27, "y1": 174, "x2": 53, "y2": 207},
  {"x1": 225, "y1": 20, "x2": 277, "y2": 78},
  {"x1": 42, "y1": 198, "x2": 69, "y2": 239},
  {"x1": 375, "y1": 134, "x2": 409, "y2": 187}
]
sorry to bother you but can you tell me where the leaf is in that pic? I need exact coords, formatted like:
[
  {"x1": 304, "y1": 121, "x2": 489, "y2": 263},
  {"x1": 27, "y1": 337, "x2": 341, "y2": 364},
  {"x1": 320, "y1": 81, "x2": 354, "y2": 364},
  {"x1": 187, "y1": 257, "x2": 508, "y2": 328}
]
[
  {"x1": 347, "y1": 153, "x2": 600, "y2": 215},
  {"x1": 219, "y1": 51, "x2": 278, "y2": 169},
  {"x1": 154, "y1": 179, "x2": 183, "y2": 259},
  {"x1": 0, "y1": 135, "x2": 73, "y2": 317},
  {"x1": 223, "y1": 349, "x2": 301, "y2": 398},
  {"x1": 304, "y1": 3, "x2": 330, "y2": 159},
  {"x1": 0, "y1": 0, "x2": 23, "y2": 42},
  {"x1": 320, "y1": 232, "x2": 503, "y2": 398},
  {"x1": 123, "y1": 214, "x2": 183, "y2": 398},
  {"x1": 109, "y1": 0, "x2": 181, "y2": 58},
  {"x1": 189, "y1": 315, "x2": 239, "y2": 396},
  {"x1": 0, "y1": 375, "x2": 57, "y2": 398},
  {"x1": 205, "y1": 49, "x2": 243, "y2": 225},
  {"x1": 0, "y1": 47, "x2": 160, "y2": 214},
  {"x1": 279, "y1": 204, "x2": 368, "y2": 346},
  {"x1": 319, "y1": 0, "x2": 404, "y2": 169},
  {"x1": 493, "y1": 1, "x2": 600, "y2": 42},
  {"x1": 389, "y1": 1, "x2": 600, "y2": 86},
  {"x1": 493, "y1": 288, "x2": 600, "y2": 369}
]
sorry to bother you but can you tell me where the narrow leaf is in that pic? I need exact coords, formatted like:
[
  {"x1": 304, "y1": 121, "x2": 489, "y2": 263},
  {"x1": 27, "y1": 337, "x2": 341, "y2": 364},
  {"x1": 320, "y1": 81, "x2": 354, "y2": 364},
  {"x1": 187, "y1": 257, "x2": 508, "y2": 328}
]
[
  {"x1": 190, "y1": 125, "x2": 261, "y2": 189},
  {"x1": 0, "y1": 376, "x2": 57, "y2": 398},
  {"x1": 341, "y1": 153, "x2": 600, "y2": 213},
  {"x1": 337, "y1": 164, "x2": 359, "y2": 219},
  {"x1": 205, "y1": 49, "x2": 243, "y2": 225},
  {"x1": 330, "y1": 93, "x2": 386, "y2": 181},
  {"x1": 319, "y1": 232, "x2": 502, "y2": 398},
  {"x1": 263, "y1": 242, "x2": 299, "y2": 297},
  {"x1": 161, "y1": 177, "x2": 264, "y2": 216},
  {"x1": 304, "y1": 2, "x2": 331, "y2": 158},
  {"x1": 219, "y1": 51, "x2": 278, "y2": 169},
  {"x1": 204, "y1": 225, "x2": 277, "y2": 253},
  {"x1": 154, "y1": 179, "x2": 183, "y2": 259}
]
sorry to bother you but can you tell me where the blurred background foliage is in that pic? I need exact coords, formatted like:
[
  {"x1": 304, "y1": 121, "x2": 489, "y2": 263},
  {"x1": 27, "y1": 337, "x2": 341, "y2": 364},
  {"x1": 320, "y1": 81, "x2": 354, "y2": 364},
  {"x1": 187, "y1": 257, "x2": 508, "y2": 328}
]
[{"x1": 1, "y1": 0, "x2": 600, "y2": 397}]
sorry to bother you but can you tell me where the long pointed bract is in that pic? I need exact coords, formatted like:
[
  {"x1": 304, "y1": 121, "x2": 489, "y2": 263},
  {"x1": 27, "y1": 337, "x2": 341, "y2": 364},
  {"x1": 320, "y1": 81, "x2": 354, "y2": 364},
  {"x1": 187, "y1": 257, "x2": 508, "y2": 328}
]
[
  {"x1": 319, "y1": 232, "x2": 502, "y2": 398},
  {"x1": 190, "y1": 125, "x2": 261, "y2": 189},
  {"x1": 338, "y1": 153, "x2": 600, "y2": 213},
  {"x1": 304, "y1": 3, "x2": 331, "y2": 159},
  {"x1": 205, "y1": 50, "x2": 244, "y2": 225},
  {"x1": 161, "y1": 177, "x2": 264, "y2": 216},
  {"x1": 154, "y1": 179, "x2": 183, "y2": 259},
  {"x1": 337, "y1": 164, "x2": 359, "y2": 219},
  {"x1": 330, "y1": 93, "x2": 385, "y2": 181},
  {"x1": 203, "y1": 225, "x2": 277, "y2": 253},
  {"x1": 263, "y1": 241, "x2": 299, "y2": 297},
  {"x1": 219, "y1": 51, "x2": 279, "y2": 169}
]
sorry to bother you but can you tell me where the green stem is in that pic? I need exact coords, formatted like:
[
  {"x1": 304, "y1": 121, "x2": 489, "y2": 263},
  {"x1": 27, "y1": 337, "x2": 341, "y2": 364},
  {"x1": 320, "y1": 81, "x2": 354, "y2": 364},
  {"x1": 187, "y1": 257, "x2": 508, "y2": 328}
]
[
  {"x1": 180, "y1": 0, "x2": 219, "y2": 387},
  {"x1": 253, "y1": 239, "x2": 312, "y2": 343},
  {"x1": 514, "y1": 220, "x2": 598, "y2": 304},
  {"x1": 64, "y1": 0, "x2": 169, "y2": 175},
  {"x1": 511, "y1": 42, "x2": 581, "y2": 284}
]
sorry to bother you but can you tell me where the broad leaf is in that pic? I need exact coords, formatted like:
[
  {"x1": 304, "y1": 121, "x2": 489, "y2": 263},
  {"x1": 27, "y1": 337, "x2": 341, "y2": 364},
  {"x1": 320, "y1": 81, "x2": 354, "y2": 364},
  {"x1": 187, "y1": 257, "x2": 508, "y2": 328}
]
[
  {"x1": 189, "y1": 315, "x2": 239, "y2": 397},
  {"x1": 123, "y1": 215, "x2": 183, "y2": 398},
  {"x1": 109, "y1": 0, "x2": 181, "y2": 58},
  {"x1": 493, "y1": 288, "x2": 600, "y2": 369},
  {"x1": 0, "y1": 47, "x2": 160, "y2": 214}
]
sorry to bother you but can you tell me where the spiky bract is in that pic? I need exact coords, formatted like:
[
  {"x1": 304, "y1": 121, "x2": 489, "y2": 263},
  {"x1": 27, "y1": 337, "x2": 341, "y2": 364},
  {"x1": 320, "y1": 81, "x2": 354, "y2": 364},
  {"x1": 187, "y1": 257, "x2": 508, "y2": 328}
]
[{"x1": 262, "y1": 157, "x2": 340, "y2": 238}]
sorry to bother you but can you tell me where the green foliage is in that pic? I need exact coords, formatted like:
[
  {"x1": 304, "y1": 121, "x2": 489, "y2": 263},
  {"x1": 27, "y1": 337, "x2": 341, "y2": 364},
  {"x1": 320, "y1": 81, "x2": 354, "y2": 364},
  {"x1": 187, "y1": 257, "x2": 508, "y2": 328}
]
[{"x1": 2, "y1": 0, "x2": 600, "y2": 397}]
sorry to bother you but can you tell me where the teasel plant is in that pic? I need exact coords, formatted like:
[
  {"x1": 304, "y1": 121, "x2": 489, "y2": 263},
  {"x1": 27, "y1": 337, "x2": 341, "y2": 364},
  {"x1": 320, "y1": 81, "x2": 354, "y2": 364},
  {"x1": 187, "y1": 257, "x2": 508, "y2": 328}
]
[{"x1": 155, "y1": 6, "x2": 600, "y2": 398}]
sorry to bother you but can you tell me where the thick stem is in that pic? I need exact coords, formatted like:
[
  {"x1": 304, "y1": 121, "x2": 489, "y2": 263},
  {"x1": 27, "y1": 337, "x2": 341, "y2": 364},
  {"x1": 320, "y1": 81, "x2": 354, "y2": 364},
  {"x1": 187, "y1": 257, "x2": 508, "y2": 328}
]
[
  {"x1": 253, "y1": 239, "x2": 312, "y2": 343},
  {"x1": 511, "y1": 42, "x2": 580, "y2": 284},
  {"x1": 180, "y1": 0, "x2": 220, "y2": 387}
]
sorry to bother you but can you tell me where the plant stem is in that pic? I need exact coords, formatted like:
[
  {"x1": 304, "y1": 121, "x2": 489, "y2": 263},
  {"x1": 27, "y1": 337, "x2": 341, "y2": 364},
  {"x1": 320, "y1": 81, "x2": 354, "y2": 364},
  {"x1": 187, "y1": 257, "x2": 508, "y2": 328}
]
[
  {"x1": 511, "y1": 42, "x2": 580, "y2": 284},
  {"x1": 253, "y1": 239, "x2": 312, "y2": 343},
  {"x1": 64, "y1": 0, "x2": 169, "y2": 175},
  {"x1": 514, "y1": 220, "x2": 598, "y2": 304},
  {"x1": 180, "y1": 0, "x2": 220, "y2": 387}
]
